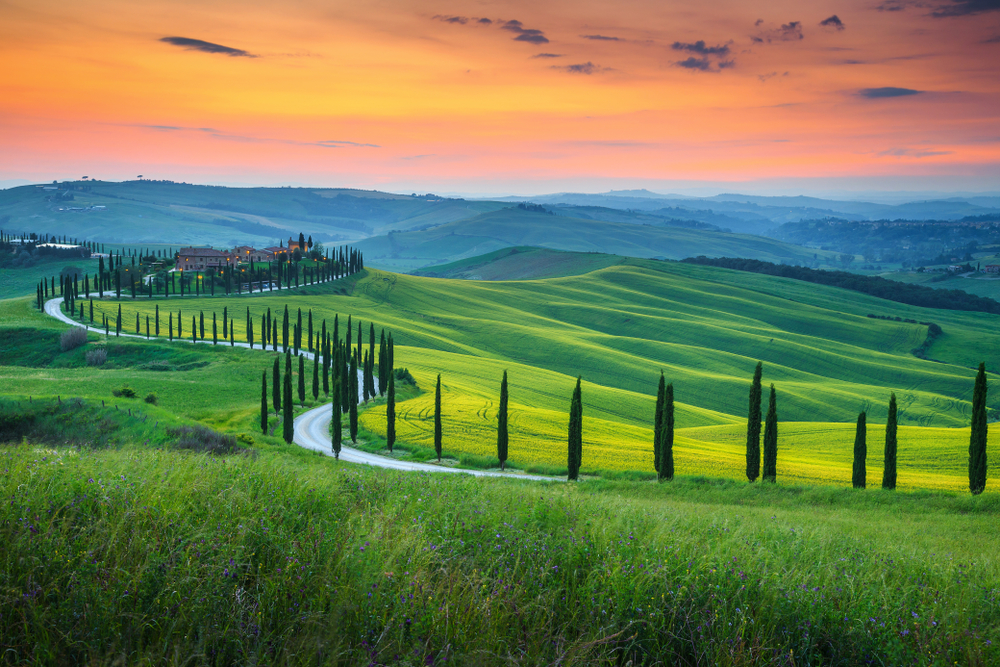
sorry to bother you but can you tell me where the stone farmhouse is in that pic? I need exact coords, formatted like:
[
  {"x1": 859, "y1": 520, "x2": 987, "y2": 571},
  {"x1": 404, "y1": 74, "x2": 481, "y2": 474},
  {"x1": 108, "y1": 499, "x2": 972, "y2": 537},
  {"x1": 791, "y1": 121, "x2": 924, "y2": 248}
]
[{"x1": 174, "y1": 245, "x2": 274, "y2": 271}]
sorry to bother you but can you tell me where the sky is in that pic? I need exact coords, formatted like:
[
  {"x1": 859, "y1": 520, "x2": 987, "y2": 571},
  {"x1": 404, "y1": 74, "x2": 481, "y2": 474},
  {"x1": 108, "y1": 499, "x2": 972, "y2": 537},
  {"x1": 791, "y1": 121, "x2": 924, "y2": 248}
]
[{"x1": 1, "y1": 0, "x2": 999, "y2": 195}]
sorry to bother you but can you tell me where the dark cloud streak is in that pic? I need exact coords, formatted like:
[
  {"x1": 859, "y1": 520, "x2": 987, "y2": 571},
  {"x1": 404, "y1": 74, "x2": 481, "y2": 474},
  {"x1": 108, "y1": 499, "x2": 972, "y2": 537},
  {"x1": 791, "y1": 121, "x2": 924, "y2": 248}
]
[
  {"x1": 859, "y1": 86, "x2": 923, "y2": 98},
  {"x1": 671, "y1": 40, "x2": 731, "y2": 55},
  {"x1": 820, "y1": 15, "x2": 845, "y2": 29},
  {"x1": 159, "y1": 36, "x2": 255, "y2": 57}
]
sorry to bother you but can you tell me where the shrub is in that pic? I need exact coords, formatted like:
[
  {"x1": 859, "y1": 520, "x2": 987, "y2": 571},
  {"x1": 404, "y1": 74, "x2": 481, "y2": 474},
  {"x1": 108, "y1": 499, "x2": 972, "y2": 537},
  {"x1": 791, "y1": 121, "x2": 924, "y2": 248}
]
[
  {"x1": 393, "y1": 368, "x2": 417, "y2": 387},
  {"x1": 85, "y1": 348, "x2": 107, "y2": 366},
  {"x1": 60, "y1": 327, "x2": 88, "y2": 352},
  {"x1": 112, "y1": 385, "x2": 137, "y2": 398},
  {"x1": 166, "y1": 425, "x2": 249, "y2": 455},
  {"x1": 236, "y1": 433, "x2": 255, "y2": 445},
  {"x1": 143, "y1": 393, "x2": 157, "y2": 405}
]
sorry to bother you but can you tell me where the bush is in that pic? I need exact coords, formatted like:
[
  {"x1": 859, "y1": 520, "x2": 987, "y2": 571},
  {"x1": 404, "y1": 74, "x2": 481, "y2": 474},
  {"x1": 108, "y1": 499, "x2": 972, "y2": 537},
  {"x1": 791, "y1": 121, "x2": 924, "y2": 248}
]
[
  {"x1": 112, "y1": 385, "x2": 137, "y2": 398},
  {"x1": 85, "y1": 348, "x2": 107, "y2": 366},
  {"x1": 166, "y1": 425, "x2": 249, "y2": 455},
  {"x1": 143, "y1": 393, "x2": 157, "y2": 405},
  {"x1": 236, "y1": 433, "x2": 255, "y2": 445},
  {"x1": 393, "y1": 368, "x2": 417, "y2": 387},
  {"x1": 60, "y1": 327, "x2": 88, "y2": 352}
]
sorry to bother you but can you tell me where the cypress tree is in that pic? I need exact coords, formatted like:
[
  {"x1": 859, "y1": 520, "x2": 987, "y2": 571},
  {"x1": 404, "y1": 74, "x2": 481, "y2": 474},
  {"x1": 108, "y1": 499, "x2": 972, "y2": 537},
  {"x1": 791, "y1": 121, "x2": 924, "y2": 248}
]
[
  {"x1": 212, "y1": 312, "x2": 218, "y2": 345},
  {"x1": 146, "y1": 315, "x2": 150, "y2": 339},
  {"x1": 192, "y1": 315, "x2": 197, "y2": 343},
  {"x1": 659, "y1": 382, "x2": 675, "y2": 481},
  {"x1": 223, "y1": 306, "x2": 228, "y2": 338},
  {"x1": 654, "y1": 372, "x2": 665, "y2": 473},
  {"x1": 298, "y1": 354, "x2": 306, "y2": 406},
  {"x1": 883, "y1": 393, "x2": 898, "y2": 490},
  {"x1": 331, "y1": 361, "x2": 342, "y2": 459},
  {"x1": 378, "y1": 329, "x2": 387, "y2": 395},
  {"x1": 340, "y1": 344, "x2": 350, "y2": 415},
  {"x1": 388, "y1": 333, "x2": 394, "y2": 374},
  {"x1": 272, "y1": 357, "x2": 281, "y2": 415},
  {"x1": 434, "y1": 373, "x2": 442, "y2": 462},
  {"x1": 387, "y1": 371, "x2": 396, "y2": 452},
  {"x1": 852, "y1": 411, "x2": 867, "y2": 489},
  {"x1": 155, "y1": 304, "x2": 159, "y2": 335},
  {"x1": 178, "y1": 310, "x2": 182, "y2": 338},
  {"x1": 116, "y1": 304, "x2": 121, "y2": 336},
  {"x1": 368, "y1": 322, "x2": 375, "y2": 387},
  {"x1": 970, "y1": 362, "x2": 989, "y2": 495},
  {"x1": 322, "y1": 335, "x2": 330, "y2": 396},
  {"x1": 169, "y1": 312, "x2": 173, "y2": 340},
  {"x1": 308, "y1": 309, "x2": 313, "y2": 352},
  {"x1": 135, "y1": 311, "x2": 140, "y2": 334},
  {"x1": 349, "y1": 351, "x2": 359, "y2": 443},
  {"x1": 567, "y1": 377, "x2": 583, "y2": 481},
  {"x1": 230, "y1": 324, "x2": 234, "y2": 346},
  {"x1": 283, "y1": 305, "x2": 289, "y2": 353},
  {"x1": 272, "y1": 320, "x2": 278, "y2": 352},
  {"x1": 498, "y1": 370, "x2": 509, "y2": 471},
  {"x1": 261, "y1": 371, "x2": 268, "y2": 435},
  {"x1": 312, "y1": 352, "x2": 319, "y2": 401},
  {"x1": 762, "y1": 384, "x2": 778, "y2": 482},
  {"x1": 199, "y1": 311, "x2": 204, "y2": 340},
  {"x1": 333, "y1": 313, "x2": 339, "y2": 347},
  {"x1": 295, "y1": 308, "x2": 302, "y2": 355},
  {"x1": 283, "y1": 353, "x2": 294, "y2": 443},
  {"x1": 745, "y1": 362, "x2": 763, "y2": 482},
  {"x1": 346, "y1": 315, "x2": 352, "y2": 358}
]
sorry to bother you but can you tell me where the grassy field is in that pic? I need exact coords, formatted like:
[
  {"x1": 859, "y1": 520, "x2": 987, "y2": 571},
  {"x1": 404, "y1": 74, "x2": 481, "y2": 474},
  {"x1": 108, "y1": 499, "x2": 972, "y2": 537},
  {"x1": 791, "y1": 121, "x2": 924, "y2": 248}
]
[
  {"x1": 0, "y1": 256, "x2": 99, "y2": 301},
  {"x1": 412, "y1": 246, "x2": 628, "y2": 280},
  {"x1": 2, "y1": 429, "x2": 999, "y2": 665},
  {"x1": 60, "y1": 255, "x2": 1000, "y2": 492},
  {"x1": 357, "y1": 208, "x2": 839, "y2": 272}
]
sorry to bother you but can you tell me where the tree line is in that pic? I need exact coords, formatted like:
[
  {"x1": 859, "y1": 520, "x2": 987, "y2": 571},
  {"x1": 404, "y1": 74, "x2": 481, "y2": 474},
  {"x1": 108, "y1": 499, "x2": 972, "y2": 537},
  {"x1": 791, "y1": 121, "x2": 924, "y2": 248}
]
[{"x1": 681, "y1": 256, "x2": 1000, "y2": 315}]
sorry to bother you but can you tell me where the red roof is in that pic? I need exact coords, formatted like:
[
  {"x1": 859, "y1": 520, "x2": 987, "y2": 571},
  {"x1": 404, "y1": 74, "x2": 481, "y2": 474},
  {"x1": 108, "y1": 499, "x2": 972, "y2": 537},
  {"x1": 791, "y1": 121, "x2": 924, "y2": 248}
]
[{"x1": 178, "y1": 247, "x2": 229, "y2": 257}]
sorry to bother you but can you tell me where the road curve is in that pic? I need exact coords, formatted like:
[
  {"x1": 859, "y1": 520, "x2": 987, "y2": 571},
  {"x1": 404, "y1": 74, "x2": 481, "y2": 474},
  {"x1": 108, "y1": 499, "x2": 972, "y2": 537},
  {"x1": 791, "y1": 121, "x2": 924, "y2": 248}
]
[{"x1": 44, "y1": 297, "x2": 555, "y2": 481}]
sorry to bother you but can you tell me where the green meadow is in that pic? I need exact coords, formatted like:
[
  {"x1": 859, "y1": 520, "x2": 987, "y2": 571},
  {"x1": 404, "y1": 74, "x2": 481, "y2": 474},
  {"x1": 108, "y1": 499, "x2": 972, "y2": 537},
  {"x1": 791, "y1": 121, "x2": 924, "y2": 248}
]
[{"x1": 64, "y1": 255, "x2": 1000, "y2": 492}]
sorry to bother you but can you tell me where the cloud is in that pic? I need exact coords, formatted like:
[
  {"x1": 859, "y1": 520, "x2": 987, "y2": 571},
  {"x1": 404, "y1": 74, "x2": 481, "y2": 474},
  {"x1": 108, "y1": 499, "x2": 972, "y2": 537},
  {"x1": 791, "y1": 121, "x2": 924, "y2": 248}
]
[
  {"x1": 532, "y1": 53, "x2": 564, "y2": 58},
  {"x1": 752, "y1": 21, "x2": 804, "y2": 44},
  {"x1": 582, "y1": 34, "x2": 622, "y2": 41},
  {"x1": 159, "y1": 36, "x2": 255, "y2": 57},
  {"x1": 501, "y1": 19, "x2": 550, "y2": 44},
  {"x1": 931, "y1": 0, "x2": 1000, "y2": 16},
  {"x1": 758, "y1": 71, "x2": 789, "y2": 82},
  {"x1": 132, "y1": 124, "x2": 378, "y2": 148},
  {"x1": 859, "y1": 86, "x2": 923, "y2": 98},
  {"x1": 671, "y1": 40, "x2": 731, "y2": 56},
  {"x1": 820, "y1": 15, "x2": 845, "y2": 30},
  {"x1": 878, "y1": 147, "x2": 953, "y2": 157},
  {"x1": 477, "y1": 18, "x2": 493, "y2": 25},
  {"x1": 552, "y1": 62, "x2": 602, "y2": 74},
  {"x1": 985, "y1": 34, "x2": 1000, "y2": 41},
  {"x1": 433, "y1": 14, "x2": 469, "y2": 24},
  {"x1": 676, "y1": 57, "x2": 712, "y2": 71}
]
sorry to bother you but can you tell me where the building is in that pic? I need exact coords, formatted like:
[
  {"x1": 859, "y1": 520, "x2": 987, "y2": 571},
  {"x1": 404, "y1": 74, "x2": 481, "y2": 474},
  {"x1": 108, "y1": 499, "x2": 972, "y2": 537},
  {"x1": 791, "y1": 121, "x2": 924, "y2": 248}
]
[
  {"x1": 986, "y1": 265, "x2": 1000, "y2": 274},
  {"x1": 287, "y1": 236, "x2": 307, "y2": 252},
  {"x1": 175, "y1": 247, "x2": 233, "y2": 271},
  {"x1": 232, "y1": 246, "x2": 273, "y2": 263}
]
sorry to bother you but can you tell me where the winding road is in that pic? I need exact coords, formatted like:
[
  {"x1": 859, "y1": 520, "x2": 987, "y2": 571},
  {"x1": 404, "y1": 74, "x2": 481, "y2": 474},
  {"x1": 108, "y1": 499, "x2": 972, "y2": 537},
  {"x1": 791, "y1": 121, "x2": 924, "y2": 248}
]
[{"x1": 45, "y1": 297, "x2": 552, "y2": 481}]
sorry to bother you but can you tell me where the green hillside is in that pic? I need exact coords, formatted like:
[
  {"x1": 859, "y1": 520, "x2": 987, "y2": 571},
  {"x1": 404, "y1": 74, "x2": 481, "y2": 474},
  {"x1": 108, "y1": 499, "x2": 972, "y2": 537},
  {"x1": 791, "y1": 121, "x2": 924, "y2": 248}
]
[
  {"x1": 71, "y1": 255, "x2": 1000, "y2": 490},
  {"x1": 358, "y1": 209, "x2": 838, "y2": 272},
  {"x1": 412, "y1": 246, "x2": 628, "y2": 280}
]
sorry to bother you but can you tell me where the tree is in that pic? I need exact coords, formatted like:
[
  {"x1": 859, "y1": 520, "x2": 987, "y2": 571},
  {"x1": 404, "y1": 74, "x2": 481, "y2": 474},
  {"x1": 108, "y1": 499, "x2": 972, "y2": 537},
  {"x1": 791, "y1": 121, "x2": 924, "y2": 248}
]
[
  {"x1": 659, "y1": 382, "x2": 675, "y2": 482},
  {"x1": 970, "y1": 362, "x2": 989, "y2": 495},
  {"x1": 852, "y1": 411, "x2": 867, "y2": 489},
  {"x1": 312, "y1": 352, "x2": 320, "y2": 401},
  {"x1": 654, "y1": 372, "x2": 665, "y2": 474},
  {"x1": 745, "y1": 362, "x2": 763, "y2": 482},
  {"x1": 260, "y1": 371, "x2": 268, "y2": 435},
  {"x1": 212, "y1": 312, "x2": 218, "y2": 345},
  {"x1": 762, "y1": 384, "x2": 778, "y2": 482},
  {"x1": 331, "y1": 360, "x2": 342, "y2": 459},
  {"x1": 498, "y1": 371, "x2": 509, "y2": 471},
  {"x1": 349, "y1": 351, "x2": 358, "y2": 443},
  {"x1": 298, "y1": 354, "x2": 306, "y2": 406},
  {"x1": 434, "y1": 373, "x2": 442, "y2": 462},
  {"x1": 295, "y1": 308, "x2": 302, "y2": 355},
  {"x1": 883, "y1": 393, "x2": 898, "y2": 490},
  {"x1": 387, "y1": 370, "x2": 396, "y2": 452},
  {"x1": 378, "y1": 329, "x2": 387, "y2": 395},
  {"x1": 308, "y1": 309, "x2": 314, "y2": 352},
  {"x1": 567, "y1": 377, "x2": 583, "y2": 481},
  {"x1": 272, "y1": 357, "x2": 281, "y2": 415},
  {"x1": 282, "y1": 305, "x2": 289, "y2": 353},
  {"x1": 283, "y1": 353, "x2": 294, "y2": 443}
]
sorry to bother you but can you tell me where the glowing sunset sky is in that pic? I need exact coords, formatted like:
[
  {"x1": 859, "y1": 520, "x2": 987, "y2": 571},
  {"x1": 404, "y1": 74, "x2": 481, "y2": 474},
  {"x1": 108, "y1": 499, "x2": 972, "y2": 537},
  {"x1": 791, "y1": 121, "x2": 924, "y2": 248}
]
[{"x1": 2, "y1": 0, "x2": 999, "y2": 193}]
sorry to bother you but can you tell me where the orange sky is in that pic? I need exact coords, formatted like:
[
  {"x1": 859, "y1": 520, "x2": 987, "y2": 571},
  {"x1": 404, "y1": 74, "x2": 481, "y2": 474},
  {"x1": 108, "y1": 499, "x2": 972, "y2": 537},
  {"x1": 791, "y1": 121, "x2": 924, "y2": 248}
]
[{"x1": 1, "y1": 0, "x2": 999, "y2": 193}]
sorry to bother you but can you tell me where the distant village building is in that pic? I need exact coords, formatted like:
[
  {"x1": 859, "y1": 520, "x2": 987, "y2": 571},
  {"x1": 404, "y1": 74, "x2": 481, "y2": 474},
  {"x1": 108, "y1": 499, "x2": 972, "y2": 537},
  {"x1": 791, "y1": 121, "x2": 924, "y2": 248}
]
[
  {"x1": 286, "y1": 237, "x2": 306, "y2": 252},
  {"x1": 986, "y1": 265, "x2": 1000, "y2": 274},
  {"x1": 174, "y1": 245, "x2": 275, "y2": 271}
]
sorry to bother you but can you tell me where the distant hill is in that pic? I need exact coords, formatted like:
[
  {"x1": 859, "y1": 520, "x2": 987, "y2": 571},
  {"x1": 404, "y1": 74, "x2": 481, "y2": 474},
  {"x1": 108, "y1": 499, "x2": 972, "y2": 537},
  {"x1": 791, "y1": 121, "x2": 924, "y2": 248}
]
[
  {"x1": 412, "y1": 247, "x2": 628, "y2": 280},
  {"x1": 0, "y1": 180, "x2": 506, "y2": 246},
  {"x1": 358, "y1": 207, "x2": 838, "y2": 273}
]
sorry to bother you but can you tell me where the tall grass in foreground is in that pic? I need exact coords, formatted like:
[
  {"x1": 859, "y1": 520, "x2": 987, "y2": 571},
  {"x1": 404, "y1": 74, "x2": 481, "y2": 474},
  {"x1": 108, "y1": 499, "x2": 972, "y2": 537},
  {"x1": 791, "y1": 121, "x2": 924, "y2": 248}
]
[{"x1": 2, "y1": 445, "x2": 998, "y2": 666}]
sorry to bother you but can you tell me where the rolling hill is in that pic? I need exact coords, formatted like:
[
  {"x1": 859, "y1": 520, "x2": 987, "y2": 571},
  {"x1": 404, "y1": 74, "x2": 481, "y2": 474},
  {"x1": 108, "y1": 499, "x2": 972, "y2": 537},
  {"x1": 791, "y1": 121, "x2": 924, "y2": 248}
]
[
  {"x1": 70, "y1": 253, "x2": 1000, "y2": 489},
  {"x1": 357, "y1": 208, "x2": 838, "y2": 272}
]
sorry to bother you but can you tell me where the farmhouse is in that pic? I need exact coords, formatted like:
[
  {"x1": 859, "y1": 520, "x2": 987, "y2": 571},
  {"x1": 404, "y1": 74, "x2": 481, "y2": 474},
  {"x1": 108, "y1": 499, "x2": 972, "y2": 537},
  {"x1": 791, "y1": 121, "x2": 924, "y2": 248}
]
[
  {"x1": 233, "y1": 245, "x2": 274, "y2": 262},
  {"x1": 986, "y1": 265, "x2": 1000, "y2": 274},
  {"x1": 175, "y1": 247, "x2": 232, "y2": 270}
]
